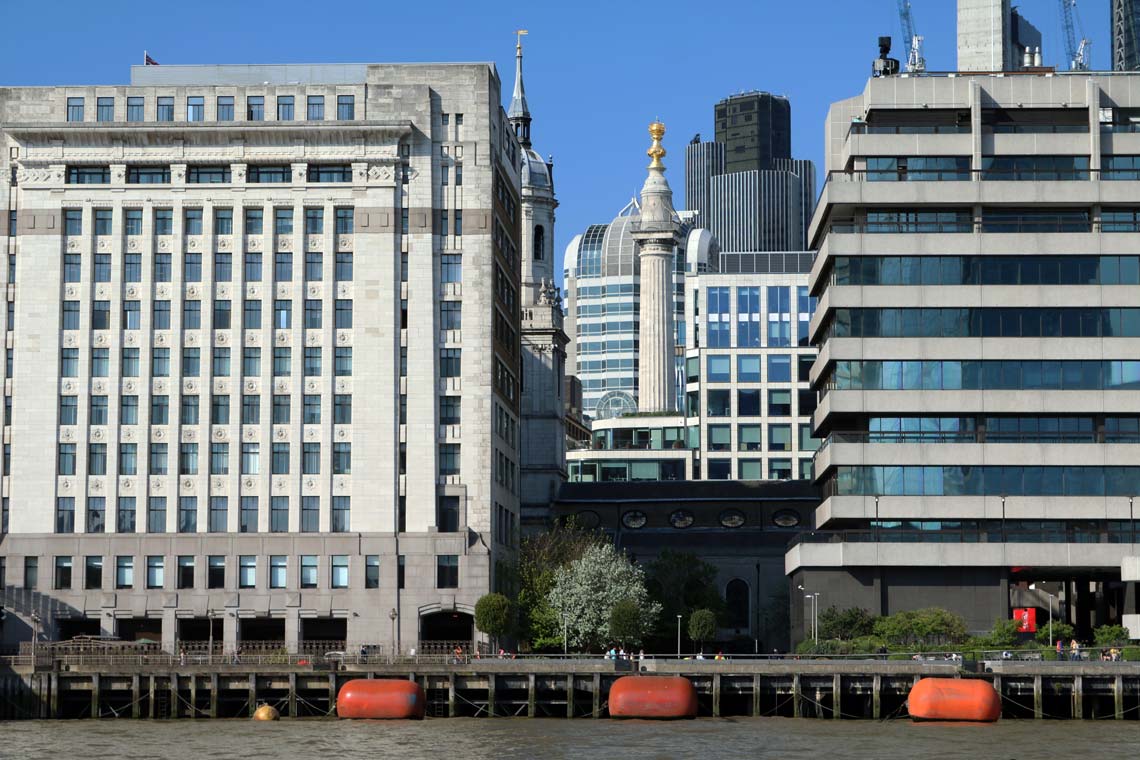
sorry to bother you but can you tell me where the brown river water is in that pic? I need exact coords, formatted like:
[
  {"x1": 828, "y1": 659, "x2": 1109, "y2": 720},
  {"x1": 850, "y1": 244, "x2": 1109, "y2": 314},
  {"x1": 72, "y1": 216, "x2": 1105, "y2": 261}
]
[{"x1": 0, "y1": 717, "x2": 1134, "y2": 759}]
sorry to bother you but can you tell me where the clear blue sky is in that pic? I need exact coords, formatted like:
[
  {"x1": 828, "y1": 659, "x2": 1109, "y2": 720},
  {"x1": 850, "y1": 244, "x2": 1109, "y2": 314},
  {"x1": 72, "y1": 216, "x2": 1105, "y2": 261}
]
[{"x1": 0, "y1": 0, "x2": 1111, "y2": 283}]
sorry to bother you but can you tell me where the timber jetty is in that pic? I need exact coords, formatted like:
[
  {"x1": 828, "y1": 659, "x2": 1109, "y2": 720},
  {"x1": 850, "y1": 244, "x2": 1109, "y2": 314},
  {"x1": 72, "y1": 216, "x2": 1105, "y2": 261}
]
[{"x1": 3, "y1": 657, "x2": 1140, "y2": 720}]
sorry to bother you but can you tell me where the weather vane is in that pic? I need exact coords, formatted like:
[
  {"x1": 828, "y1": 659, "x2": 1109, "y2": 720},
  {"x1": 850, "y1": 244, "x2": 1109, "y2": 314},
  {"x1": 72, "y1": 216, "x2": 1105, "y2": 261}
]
[{"x1": 516, "y1": 29, "x2": 528, "y2": 50}]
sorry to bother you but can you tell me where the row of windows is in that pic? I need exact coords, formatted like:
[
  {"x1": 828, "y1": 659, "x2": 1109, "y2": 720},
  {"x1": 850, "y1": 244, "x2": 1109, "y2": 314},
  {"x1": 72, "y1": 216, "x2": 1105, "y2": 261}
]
[
  {"x1": 707, "y1": 423, "x2": 819, "y2": 453},
  {"x1": 702, "y1": 286, "x2": 816, "y2": 349},
  {"x1": 690, "y1": 388, "x2": 801, "y2": 417},
  {"x1": 64, "y1": 207, "x2": 354, "y2": 235},
  {"x1": 828, "y1": 308, "x2": 1140, "y2": 339},
  {"x1": 58, "y1": 440, "x2": 352, "y2": 478},
  {"x1": 829, "y1": 255, "x2": 1140, "y2": 286},
  {"x1": 863, "y1": 415, "x2": 1140, "y2": 442},
  {"x1": 64, "y1": 251, "x2": 354, "y2": 284},
  {"x1": 60, "y1": 346, "x2": 352, "y2": 378},
  {"x1": 695, "y1": 354, "x2": 814, "y2": 384},
  {"x1": 66, "y1": 95, "x2": 355, "y2": 124},
  {"x1": 826, "y1": 360, "x2": 1140, "y2": 392},
  {"x1": 567, "y1": 457, "x2": 814, "y2": 483},
  {"x1": 61, "y1": 391, "x2": 352, "y2": 426},
  {"x1": 53, "y1": 495, "x2": 351, "y2": 534},
  {"x1": 61, "y1": 298, "x2": 352, "y2": 332},
  {"x1": 826, "y1": 465, "x2": 1140, "y2": 497},
  {"x1": 832, "y1": 208, "x2": 1140, "y2": 235}
]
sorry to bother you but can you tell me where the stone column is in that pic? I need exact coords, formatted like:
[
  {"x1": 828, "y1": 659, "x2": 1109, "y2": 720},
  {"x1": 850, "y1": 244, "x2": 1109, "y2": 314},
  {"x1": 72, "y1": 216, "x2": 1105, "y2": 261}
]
[{"x1": 636, "y1": 244, "x2": 675, "y2": 412}]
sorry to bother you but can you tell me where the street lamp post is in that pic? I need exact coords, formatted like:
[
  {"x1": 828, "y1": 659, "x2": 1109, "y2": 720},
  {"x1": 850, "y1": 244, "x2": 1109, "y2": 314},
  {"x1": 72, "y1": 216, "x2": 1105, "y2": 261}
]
[
  {"x1": 388, "y1": 608, "x2": 398, "y2": 662},
  {"x1": 804, "y1": 594, "x2": 819, "y2": 644},
  {"x1": 676, "y1": 614, "x2": 682, "y2": 658},
  {"x1": 1030, "y1": 584, "x2": 1056, "y2": 645}
]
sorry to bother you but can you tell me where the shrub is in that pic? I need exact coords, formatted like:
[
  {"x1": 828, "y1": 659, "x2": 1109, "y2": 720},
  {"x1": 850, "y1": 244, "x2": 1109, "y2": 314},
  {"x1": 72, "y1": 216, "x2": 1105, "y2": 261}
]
[
  {"x1": 609, "y1": 599, "x2": 644, "y2": 647},
  {"x1": 1094, "y1": 624, "x2": 1131, "y2": 647},
  {"x1": 818, "y1": 606, "x2": 878, "y2": 641},
  {"x1": 475, "y1": 593, "x2": 513, "y2": 644},
  {"x1": 688, "y1": 609, "x2": 718, "y2": 646}
]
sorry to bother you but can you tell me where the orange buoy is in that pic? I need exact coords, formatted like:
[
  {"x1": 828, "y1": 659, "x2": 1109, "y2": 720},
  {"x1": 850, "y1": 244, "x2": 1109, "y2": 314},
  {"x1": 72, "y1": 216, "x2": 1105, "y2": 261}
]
[
  {"x1": 908, "y1": 677, "x2": 1001, "y2": 722},
  {"x1": 252, "y1": 704, "x2": 280, "y2": 721},
  {"x1": 336, "y1": 678, "x2": 425, "y2": 719},
  {"x1": 608, "y1": 676, "x2": 698, "y2": 719}
]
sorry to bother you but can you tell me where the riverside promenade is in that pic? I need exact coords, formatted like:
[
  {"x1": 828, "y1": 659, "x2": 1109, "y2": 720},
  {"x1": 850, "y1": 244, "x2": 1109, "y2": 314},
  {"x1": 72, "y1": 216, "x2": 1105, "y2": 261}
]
[{"x1": 1, "y1": 654, "x2": 1139, "y2": 720}]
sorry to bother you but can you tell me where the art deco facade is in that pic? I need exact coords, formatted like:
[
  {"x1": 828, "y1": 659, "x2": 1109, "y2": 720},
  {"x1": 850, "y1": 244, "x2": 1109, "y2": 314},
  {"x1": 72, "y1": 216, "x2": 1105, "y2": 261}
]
[
  {"x1": 0, "y1": 62, "x2": 524, "y2": 653},
  {"x1": 791, "y1": 71, "x2": 1140, "y2": 641}
]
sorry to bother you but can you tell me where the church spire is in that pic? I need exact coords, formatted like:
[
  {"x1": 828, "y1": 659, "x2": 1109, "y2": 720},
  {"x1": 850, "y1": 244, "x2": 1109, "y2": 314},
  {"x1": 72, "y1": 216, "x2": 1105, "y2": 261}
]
[{"x1": 508, "y1": 30, "x2": 532, "y2": 149}]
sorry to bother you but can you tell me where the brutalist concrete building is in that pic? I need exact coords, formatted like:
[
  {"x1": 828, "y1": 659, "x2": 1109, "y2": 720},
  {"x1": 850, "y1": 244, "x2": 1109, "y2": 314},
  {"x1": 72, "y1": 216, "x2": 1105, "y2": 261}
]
[
  {"x1": 0, "y1": 61, "x2": 526, "y2": 655},
  {"x1": 791, "y1": 68, "x2": 1140, "y2": 643}
]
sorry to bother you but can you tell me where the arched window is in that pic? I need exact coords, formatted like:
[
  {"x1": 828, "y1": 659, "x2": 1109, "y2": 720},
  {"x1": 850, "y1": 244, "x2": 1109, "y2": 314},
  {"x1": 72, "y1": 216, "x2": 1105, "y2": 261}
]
[
  {"x1": 533, "y1": 224, "x2": 544, "y2": 261},
  {"x1": 726, "y1": 578, "x2": 750, "y2": 630}
]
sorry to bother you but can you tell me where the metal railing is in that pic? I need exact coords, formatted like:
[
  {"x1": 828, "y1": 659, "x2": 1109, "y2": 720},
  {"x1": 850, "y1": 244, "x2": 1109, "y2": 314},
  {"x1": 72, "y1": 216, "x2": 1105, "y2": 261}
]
[
  {"x1": 825, "y1": 430, "x2": 1115, "y2": 445},
  {"x1": 848, "y1": 124, "x2": 970, "y2": 135},
  {"x1": 789, "y1": 527, "x2": 1138, "y2": 547},
  {"x1": 828, "y1": 216, "x2": 1095, "y2": 235}
]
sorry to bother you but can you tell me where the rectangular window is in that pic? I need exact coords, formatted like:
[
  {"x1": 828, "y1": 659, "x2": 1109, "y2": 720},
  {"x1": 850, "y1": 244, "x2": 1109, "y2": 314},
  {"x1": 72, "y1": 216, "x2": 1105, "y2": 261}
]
[
  {"x1": 63, "y1": 254, "x2": 81, "y2": 282},
  {"x1": 86, "y1": 556, "x2": 103, "y2": 590},
  {"x1": 238, "y1": 555, "x2": 256, "y2": 588},
  {"x1": 122, "y1": 253, "x2": 142, "y2": 283},
  {"x1": 272, "y1": 442, "x2": 290, "y2": 474},
  {"x1": 184, "y1": 251, "x2": 202, "y2": 281},
  {"x1": 270, "y1": 496, "x2": 288, "y2": 532},
  {"x1": 183, "y1": 300, "x2": 201, "y2": 329},
  {"x1": 94, "y1": 253, "x2": 112, "y2": 282},
  {"x1": 301, "y1": 496, "x2": 319, "y2": 532},
  {"x1": 212, "y1": 347, "x2": 230, "y2": 377},
  {"x1": 276, "y1": 95, "x2": 294, "y2": 121},
  {"x1": 305, "y1": 252, "x2": 323, "y2": 282},
  {"x1": 436, "y1": 555, "x2": 459, "y2": 588},
  {"x1": 156, "y1": 96, "x2": 174, "y2": 122},
  {"x1": 64, "y1": 208, "x2": 83, "y2": 235},
  {"x1": 335, "y1": 299, "x2": 352, "y2": 329},
  {"x1": 441, "y1": 301, "x2": 462, "y2": 331},
  {"x1": 177, "y1": 556, "x2": 194, "y2": 589},
  {"x1": 246, "y1": 96, "x2": 264, "y2": 121},
  {"x1": 89, "y1": 394, "x2": 108, "y2": 425},
  {"x1": 440, "y1": 348, "x2": 461, "y2": 377},
  {"x1": 216, "y1": 96, "x2": 234, "y2": 121},
  {"x1": 125, "y1": 209, "x2": 142, "y2": 236},
  {"x1": 154, "y1": 254, "x2": 171, "y2": 282},
  {"x1": 67, "y1": 166, "x2": 111, "y2": 184},
  {"x1": 439, "y1": 443, "x2": 460, "y2": 476},
  {"x1": 269, "y1": 555, "x2": 286, "y2": 588},
  {"x1": 187, "y1": 165, "x2": 231, "y2": 184},
  {"x1": 181, "y1": 395, "x2": 200, "y2": 425},
  {"x1": 332, "y1": 442, "x2": 350, "y2": 475},
  {"x1": 151, "y1": 348, "x2": 169, "y2": 377},
  {"x1": 127, "y1": 165, "x2": 171, "y2": 184},
  {"x1": 306, "y1": 95, "x2": 324, "y2": 120},
  {"x1": 55, "y1": 497, "x2": 75, "y2": 533},
  {"x1": 242, "y1": 442, "x2": 260, "y2": 474},
  {"x1": 88, "y1": 443, "x2": 107, "y2": 475},
  {"x1": 302, "y1": 442, "x2": 320, "y2": 474},
  {"x1": 85, "y1": 496, "x2": 106, "y2": 533},
  {"x1": 275, "y1": 207, "x2": 294, "y2": 236},
  {"x1": 58, "y1": 444, "x2": 76, "y2": 476},
  {"x1": 178, "y1": 496, "x2": 197, "y2": 533},
  {"x1": 335, "y1": 347, "x2": 352, "y2": 376},
  {"x1": 215, "y1": 208, "x2": 234, "y2": 235},
  {"x1": 335, "y1": 252, "x2": 353, "y2": 281},
  {"x1": 146, "y1": 556, "x2": 164, "y2": 589},
  {"x1": 335, "y1": 207, "x2": 354, "y2": 233},
  {"x1": 92, "y1": 300, "x2": 111, "y2": 330},
  {"x1": 243, "y1": 347, "x2": 261, "y2": 377},
  {"x1": 245, "y1": 208, "x2": 264, "y2": 235},
  {"x1": 61, "y1": 348, "x2": 79, "y2": 377},
  {"x1": 59, "y1": 396, "x2": 78, "y2": 425},
  {"x1": 331, "y1": 496, "x2": 350, "y2": 532},
  {"x1": 119, "y1": 445, "x2": 140, "y2": 479},
  {"x1": 274, "y1": 347, "x2": 291, "y2": 376},
  {"x1": 303, "y1": 395, "x2": 321, "y2": 425},
  {"x1": 365, "y1": 555, "x2": 379, "y2": 589},
  {"x1": 243, "y1": 299, "x2": 261, "y2": 329},
  {"x1": 54, "y1": 556, "x2": 73, "y2": 590},
  {"x1": 300, "y1": 555, "x2": 317, "y2": 588},
  {"x1": 154, "y1": 208, "x2": 173, "y2": 234},
  {"x1": 186, "y1": 95, "x2": 204, "y2": 122},
  {"x1": 437, "y1": 496, "x2": 460, "y2": 532},
  {"x1": 209, "y1": 497, "x2": 227, "y2": 533},
  {"x1": 767, "y1": 286, "x2": 792, "y2": 347},
  {"x1": 207, "y1": 556, "x2": 225, "y2": 589},
  {"x1": 249, "y1": 165, "x2": 290, "y2": 183},
  {"x1": 62, "y1": 301, "x2": 80, "y2": 330},
  {"x1": 303, "y1": 347, "x2": 321, "y2": 376},
  {"x1": 334, "y1": 394, "x2": 352, "y2": 424},
  {"x1": 152, "y1": 300, "x2": 171, "y2": 330},
  {"x1": 147, "y1": 496, "x2": 166, "y2": 533},
  {"x1": 117, "y1": 497, "x2": 136, "y2": 533},
  {"x1": 240, "y1": 496, "x2": 258, "y2": 533},
  {"x1": 94, "y1": 209, "x2": 113, "y2": 237},
  {"x1": 127, "y1": 97, "x2": 144, "y2": 122},
  {"x1": 769, "y1": 458, "x2": 793, "y2": 480},
  {"x1": 336, "y1": 95, "x2": 354, "y2": 120},
  {"x1": 331, "y1": 555, "x2": 349, "y2": 588},
  {"x1": 210, "y1": 441, "x2": 229, "y2": 474},
  {"x1": 304, "y1": 299, "x2": 322, "y2": 329},
  {"x1": 115, "y1": 556, "x2": 133, "y2": 589},
  {"x1": 768, "y1": 355, "x2": 792, "y2": 383},
  {"x1": 179, "y1": 442, "x2": 199, "y2": 474},
  {"x1": 214, "y1": 300, "x2": 231, "y2": 329},
  {"x1": 149, "y1": 442, "x2": 168, "y2": 473},
  {"x1": 66, "y1": 96, "x2": 84, "y2": 122},
  {"x1": 707, "y1": 286, "x2": 732, "y2": 347},
  {"x1": 304, "y1": 208, "x2": 323, "y2": 234},
  {"x1": 121, "y1": 396, "x2": 138, "y2": 426}
]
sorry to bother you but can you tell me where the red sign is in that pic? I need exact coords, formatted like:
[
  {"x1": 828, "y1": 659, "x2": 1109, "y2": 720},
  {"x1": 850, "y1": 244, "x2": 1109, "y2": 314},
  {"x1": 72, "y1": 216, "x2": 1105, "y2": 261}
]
[{"x1": 1014, "y1": 607, "x2": 1037, "y2": 633}]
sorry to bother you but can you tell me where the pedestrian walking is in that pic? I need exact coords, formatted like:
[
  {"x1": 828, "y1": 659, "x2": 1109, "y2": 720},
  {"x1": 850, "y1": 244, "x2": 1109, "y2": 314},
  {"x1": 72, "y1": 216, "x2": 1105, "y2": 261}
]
[
  {"x1": 1070, "y1": 638, "x2": 1080, "y2": 661},
  {"x1": 179, "y1": 647, "x2": 186, "y2": 667},
  {"x1": 1056, "y1": 639, "x2": 1063, "y2": 660}
]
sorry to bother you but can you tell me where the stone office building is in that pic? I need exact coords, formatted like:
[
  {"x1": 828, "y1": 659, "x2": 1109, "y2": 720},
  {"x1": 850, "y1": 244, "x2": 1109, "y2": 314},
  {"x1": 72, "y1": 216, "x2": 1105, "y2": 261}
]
[{"x1": 0, "y1": 61, "x2": 525, "y2": 654}]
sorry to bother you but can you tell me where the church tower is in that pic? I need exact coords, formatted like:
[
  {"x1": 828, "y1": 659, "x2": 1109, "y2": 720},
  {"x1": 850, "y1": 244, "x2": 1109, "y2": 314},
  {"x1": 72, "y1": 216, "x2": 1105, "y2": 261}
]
[{"x1": 513, "y1": 33, "x2": 569, "y2": 530}]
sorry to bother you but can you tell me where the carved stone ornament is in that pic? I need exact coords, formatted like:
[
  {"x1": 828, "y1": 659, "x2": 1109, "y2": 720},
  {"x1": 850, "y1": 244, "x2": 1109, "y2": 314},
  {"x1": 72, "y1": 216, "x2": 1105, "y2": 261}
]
[
  {"x1": 120, "y1": 478, "x2": 133, "y2": 491},
  {"x1": 275, "y1": 427, "x2": 287, "y2": 441},
  {"x1": 158, "y1": 238, "x2": 170, "y2": 252},
  {"x1": 90, "y1": 479, "x2": 103, "y2": 492},
  {"x1": 153, "y1": 428, "x2": 166, "y2": 441},
  {"x1": 62, "y1": 380, "x2": 76, "y2": 393},
  {"x1": 97, "y1": 239, "x2": 111, "y2": 253},
  {"x1": 305, "y1": 379, "x2": 319, "y2": 393},
  {"x1": 125, "y1": 284, "x2": 138, "y2": 299},
  {"x1": 124, "y1": 332, "x2": 138, "y2": 347},
  {"x1": 183, "y1": 428, "x2": 198, "y2": 443},
  {"x1": 213, "y1": 428, "x2": 226, "y2": 442},
  {"x1": 184, "y1": 331, "x2": 199, "y2": 347},
  {"x1": 247, "y1": 236, "x2": 262, "y2": 252},
  {"x1": 188, "y1": 237, "x2": 200, "y2": 251},
  {"x1": 217, "y1": 236, "x2": 232, "y2": 252},
  {"x1": 278, "y1": 237, "x2": 293, "y2": 252},
  {"x1": 306, "y1": 235, "x2": 322, "y2": 251},
  {"x1": 154, "y1": 333, "x2": 168, "y2": 347},
  {"x1": 305, "y1": 478, "x2": 316, "y2": 489},
  {"x1": 307, "y1": 284, "x2": 321, "y2": 298},
  {"x1": 243, "y1": 428, "x2": 257, "y2": 442},
  {"x1": 63, "y1": 334, "x2": 77, "y2": 348},
  {"x1": 185, "y1": 380, "x2": 198, "y2": 393},
  {"x1": 367, "y1": 165, "x2": 394, "y2": 182},
  {"x1": 60, "y1": 428, "x2": 75, "y2": 443},
  {"x1": 186, "y1": 285, "x2": 200, "y2": 298},
  {"x1": 306, "y1": 331, "x2": 320, "y2": 346},
  {"x1": 183, "y1": 478, "x2": 193, "y2": 490},
  {"x1": 276, "y1": 332, "x2": 288, "y2": 346},
  {"x1": 217, "y1": 283, "x2": 231, "y2": 299},
  {"x1": 337, "y1": 236, "x2": 353, "y2": 252},
  {"x1": 152, "y1": 478, "x2": 165, "y2": 492},
  {"x1": 66, "y1": 239, "x2": 79, "y2": 252},
  {"x1": 216, "y1": 332, "x2": 229, "y2": 345},
  {"x1": 65, "y1": 285, "x2": 78, "y2": 298},
  {"x1": 128, "y1": 238, "x2": 139, "y2": 252},
  {"x1": 94, "y1": 333, "x2": 107, "y2": 347},
  {"x1": 92, "y1": 428, "x2": 104, "y2": 441},
  {"x1": 156, "y1": 284, "x2": 171, "y2": 299},
  {"x1": 244, "y1": 380, "x2": 257, "y2": 393},
  {"x1": 274, "y1": 478, "x2": 286, "y2": 491},
  {"x1": 61, "y1": 480, "x2": 72, "y2": 491},
  {"x1": 244, "y1": 478, "x2": 255, "y2": 489},
  {"x1": 336, "y1": 428, "x2": 347, "y2": 440},
  {"x1": 337, "y1": 331, "x2": 351, "y2": 345}
]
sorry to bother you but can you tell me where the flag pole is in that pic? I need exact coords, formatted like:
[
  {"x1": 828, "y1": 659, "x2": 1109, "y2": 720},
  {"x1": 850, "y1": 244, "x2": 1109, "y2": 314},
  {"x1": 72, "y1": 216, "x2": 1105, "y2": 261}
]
[{"x1": 144, "y1": 50, "x2": 147, "y2": 65}]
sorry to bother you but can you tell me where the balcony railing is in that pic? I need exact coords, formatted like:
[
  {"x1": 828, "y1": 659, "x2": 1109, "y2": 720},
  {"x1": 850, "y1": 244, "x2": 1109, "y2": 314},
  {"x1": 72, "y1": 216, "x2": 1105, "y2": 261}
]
[
  {"x1": 828, "y1": 215, "x2": 1098, "y2": 234},
  {"x1": 848, "y1": 124, "x2": 970, "y2": 135},
  {"x1": 790, "y1": 526, "x2": 1139, "y2": 547},
  {"x1": 823, "y1": 430, "x2": 1129, "y2": 445}
]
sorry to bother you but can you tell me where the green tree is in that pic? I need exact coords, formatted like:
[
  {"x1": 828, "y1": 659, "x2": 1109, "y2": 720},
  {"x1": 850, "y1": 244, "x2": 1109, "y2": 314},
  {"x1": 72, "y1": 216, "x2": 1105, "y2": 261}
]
[
  {"x1": 1094, "y1": 624, "x2": 1131, "y2": 647},
  {"x1": 1034, "y1": 621, "x2": 1075, "y2": 647},
  {"x1": 474, "y1": 593, "x2": 512, "y2": 649},
  {"x1": 548, "y1": 543, "x2": 662, "y2": 651},
  {"x1": 644, "y1": 551, "x2": 725, "y2": 644},
  {"x1": 818, "y1": 606, "x2": 878, "y2": 641},
  {"x1": 609, "y1": 598, "x2": 647, "y2": 647},
  {"x1": 871, "y1": 608, "x2": 968, "y2": 647},
  {"x1": 971, "y1": 618, "x2": 1021, "y2": 649},
  {"x1": 688, "y1": 609, "x2": 718, "y2": 649},
  {"x1": 515, "y1": 520, "x2": 606, "y2": 651}
]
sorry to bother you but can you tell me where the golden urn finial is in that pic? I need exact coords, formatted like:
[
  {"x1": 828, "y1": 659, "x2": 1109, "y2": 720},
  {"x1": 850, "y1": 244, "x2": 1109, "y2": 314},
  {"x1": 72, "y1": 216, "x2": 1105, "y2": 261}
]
[{"x1": 647, "y1": 121, "x2": 666, "y2": 169}]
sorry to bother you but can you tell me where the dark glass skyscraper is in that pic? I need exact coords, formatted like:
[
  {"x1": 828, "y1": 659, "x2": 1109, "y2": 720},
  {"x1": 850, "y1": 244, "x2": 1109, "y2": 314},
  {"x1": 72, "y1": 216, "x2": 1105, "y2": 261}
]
[
  {"x1": 714, "y1": 92, "x2": 792, "y2": 174},
  {"x1": 1113, "y1": 0, "x2": 1140, "y2": 71}
]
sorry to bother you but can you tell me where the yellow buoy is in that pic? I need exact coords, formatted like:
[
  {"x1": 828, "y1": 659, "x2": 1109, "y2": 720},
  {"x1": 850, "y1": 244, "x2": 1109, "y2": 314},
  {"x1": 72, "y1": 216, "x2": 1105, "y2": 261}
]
[{"x1": 252, "y1": 704, "x2": 280, "y2": 721}]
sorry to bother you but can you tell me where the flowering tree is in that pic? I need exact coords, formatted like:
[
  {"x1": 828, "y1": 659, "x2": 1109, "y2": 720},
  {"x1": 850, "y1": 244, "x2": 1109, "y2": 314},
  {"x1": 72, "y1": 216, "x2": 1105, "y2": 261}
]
[{"x1": 548, "y1": 543, "x2": 662, "y2": 651}]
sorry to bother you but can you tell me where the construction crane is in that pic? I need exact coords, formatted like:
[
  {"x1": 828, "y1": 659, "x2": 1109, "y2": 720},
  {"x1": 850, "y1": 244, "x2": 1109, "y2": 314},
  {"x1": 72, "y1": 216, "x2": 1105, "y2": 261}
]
[
  {"x1": 1060, "y1": 0, "x2": 1091, "y2": 70},
  {"x1": 897, "y1": 0, "x2": 926, "y2": 72}
]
